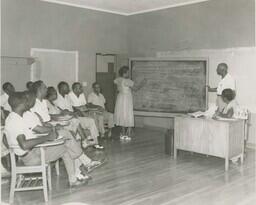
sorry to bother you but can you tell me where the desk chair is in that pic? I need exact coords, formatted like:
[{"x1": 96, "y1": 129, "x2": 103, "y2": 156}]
[
  {"x1": 9, "y1": 146, "x2": 51, "y2": 203},
  {"x1": 8, "y1": 140, "x2": 63, "y2": 204}
]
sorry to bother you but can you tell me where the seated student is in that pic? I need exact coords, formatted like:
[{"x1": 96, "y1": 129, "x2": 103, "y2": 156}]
[
  {"x1": 88, "y1": 82, "x2": 114, "y2": 138},
  {"x1": 46, "y1": 87, "x2": 92, "y2": 148},
  {"x1": 68, "y1": 82, "x2": 88, "y2": 112},
  {"x1": 55, "y1": 81, "x2": 103, "y2": 149},
  {"x1": 26, "y1": 81, "x2": 33, "y2": 91},
  {"x1": 1, "y1": 82, "x2": 15, "y2": 113},
  {"x1": 68, "y1": 82, "x2": 105, "y2": 138},
  {"x1": 22, "y1": 91, "x2": 101, "y2": 177},
  {"x1": 215, "y1": 88, "x2": 239, "y2": 118},
  {"x1": 5, "y1": 92, "x2": 88, "y2": 187},
  {"x1": 30, "y1": 81, "x2": 51, "y2": 122}
]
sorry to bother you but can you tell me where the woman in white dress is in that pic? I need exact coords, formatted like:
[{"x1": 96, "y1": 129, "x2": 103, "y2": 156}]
[{"x1": 114, "y1": 66, "x2": 146, "y2": 140}]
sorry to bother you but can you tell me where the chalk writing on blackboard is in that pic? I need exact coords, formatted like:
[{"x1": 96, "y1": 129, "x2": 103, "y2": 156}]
[{"x1": 131, "y1": 60, "x2": 207, "y2": 113}]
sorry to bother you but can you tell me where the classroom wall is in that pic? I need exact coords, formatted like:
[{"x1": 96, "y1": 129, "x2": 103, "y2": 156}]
[
  {"x1": 127, "y1": 0, "x2": 256, "y2": 146},
  {"x1": 1, "y1": 0, "x2": 128, "y2": 91},
  {"x1": 127, "y1": 0, "x2": 255, "y2": 56}
]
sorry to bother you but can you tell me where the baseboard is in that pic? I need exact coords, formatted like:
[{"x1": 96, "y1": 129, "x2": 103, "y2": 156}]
[{"x1": 246, "y1": 143, "x2": 256, "y2": 150}]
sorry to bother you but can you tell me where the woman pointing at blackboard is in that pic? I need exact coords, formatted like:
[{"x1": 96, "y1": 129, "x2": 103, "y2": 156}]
[{"x1": 114, "y1": 66, "x2": 146, "y2": 141}]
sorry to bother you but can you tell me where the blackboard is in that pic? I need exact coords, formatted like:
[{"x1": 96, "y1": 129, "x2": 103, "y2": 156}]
[{"x1": 130, "y1": 58, "x2": 208, "y2": 114}]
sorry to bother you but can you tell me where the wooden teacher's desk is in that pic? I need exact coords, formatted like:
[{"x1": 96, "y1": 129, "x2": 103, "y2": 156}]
[{"x1": 174, "y1": 116, "x2": 245, "y2": 171}]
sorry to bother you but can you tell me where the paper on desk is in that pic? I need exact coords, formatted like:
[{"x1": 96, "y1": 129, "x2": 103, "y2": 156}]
[{"x1": 188, "y1": 104, "x2": 217, "y2": 118}]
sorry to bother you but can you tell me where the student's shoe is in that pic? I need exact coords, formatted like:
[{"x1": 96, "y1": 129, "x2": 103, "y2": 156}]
[
  {"x1": 124, "y1": 136, "x2": 131, "y2": 141},
  {"x1": 69, "y1": 179, "x2": 89, "y2": 188},
  {"x1": 120, "y1": 134, "x2": 125, "y2": 140},
  {"x1": 121, "y1": 135, "x2": 130, "y2": 141},
  {"x1": 76, "y1": 173, "x2": 92, "y2": 181},
  {"x1": 231, "y1": 156, "x2": 240, "y2": 165},
  {"x1": 86, "y1": 160, "x2": 104, "y2": 173},
  {"x1": 94, "y1": 144, "x2": 104, "y2": 149}
]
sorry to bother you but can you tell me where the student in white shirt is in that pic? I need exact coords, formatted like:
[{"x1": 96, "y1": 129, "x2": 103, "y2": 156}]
[
  {"x1": 5, "y1": 92, "x2": 88, "y2": 187},
  {"x1": 55, "y1": 81, "x2": 103, "y2": 149},
  {"x1": 1, "y1": 82, "x2": 15, "y2": 112},
  {"x1": 68, "y1": 82, "x2": 87, "y2": 110},
  {"x1": 215, "y1": 89, "x2": 239, "y2": 118},
  {"x1": 30, "y1": 80, "x2": 51, "y2": 122},
  {"x1": 207, "y1": 63, "x2": 236, "y2": 111},
  {"x1": 88, "y1": 82, "x2": 114, "y2": 138}
]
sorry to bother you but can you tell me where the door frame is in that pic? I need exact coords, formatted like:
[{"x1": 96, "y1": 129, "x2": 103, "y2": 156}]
[
  {"x1": 30, "y1": 48, "x2": 79, "y2": 81},
  {"x1": 95, "y1": 53, "x2": 117, "y2": 73},
  {"x1": 95, "y1": 53, "x2": 117, "y2": 112}
]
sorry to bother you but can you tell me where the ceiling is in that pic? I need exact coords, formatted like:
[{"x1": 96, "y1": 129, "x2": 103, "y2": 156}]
[{"x1": 41, "y1": 0, "x2": 211, "y2": 16}]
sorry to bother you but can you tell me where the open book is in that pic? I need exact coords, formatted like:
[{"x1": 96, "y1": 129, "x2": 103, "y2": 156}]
[{"x1": 187, "y1": 111, "x2": 205, "y2": 118}]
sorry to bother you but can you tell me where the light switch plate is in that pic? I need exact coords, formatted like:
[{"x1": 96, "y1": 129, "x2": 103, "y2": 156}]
[{"x1": 82, "y1": 81, "x2": 87, "y2": 87}]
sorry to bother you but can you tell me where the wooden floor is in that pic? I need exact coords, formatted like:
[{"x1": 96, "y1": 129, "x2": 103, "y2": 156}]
[{"x1": 1, "y1": 127, "x2": 256, "y2": 205}]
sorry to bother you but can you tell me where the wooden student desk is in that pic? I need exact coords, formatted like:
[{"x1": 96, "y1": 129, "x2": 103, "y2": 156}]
[{"x1": 174, "y1": 116, "x2": 245, "y2": 171}]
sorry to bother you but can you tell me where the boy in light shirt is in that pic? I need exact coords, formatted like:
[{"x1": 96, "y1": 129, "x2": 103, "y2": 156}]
[{"x1": 88, "y1": 82, "x2": 114, "y2": 138}]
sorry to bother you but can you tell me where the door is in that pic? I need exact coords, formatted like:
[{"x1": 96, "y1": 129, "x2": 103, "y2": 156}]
[{"x1": 96, "y1": 54, "x2": 116, "y2": 113}]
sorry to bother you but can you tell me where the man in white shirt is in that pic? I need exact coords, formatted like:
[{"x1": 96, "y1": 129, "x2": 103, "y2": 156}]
[
  {"x1": 68, "y1": 82, "x2": 87, "y2": 109},
  {"x1": 55, "y1": 81, "x2": 103, "y2": 149},
  {"x1": 88, "y1": 82, "x2": 114, "y2": 137},
  {"x1": 1, "y1": 82, "x2": 15, "y2": 112},
  {"x1": 54, "y1": 82, "x2": 74, "y2": 112},
  {"x1": 68, "y1": 82, "x2": 97, "y2": 126},
  {"x1": 4, "y1": 91, "x2": 88, "y2": 187},
  {"x1": 30, "y1": 81, "x2": 51, "y2": 122},
  {"x1": 207, "y1": 63, "x2": 236, "y2": 111}
]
